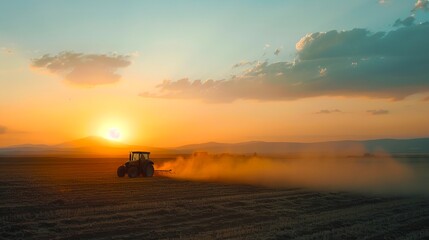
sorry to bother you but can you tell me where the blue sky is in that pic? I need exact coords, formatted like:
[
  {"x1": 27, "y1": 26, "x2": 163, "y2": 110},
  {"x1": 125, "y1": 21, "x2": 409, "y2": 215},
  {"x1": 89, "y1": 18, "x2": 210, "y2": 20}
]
[{"x1": 0, "y1": 0, "x2": 422, "y2": 81}]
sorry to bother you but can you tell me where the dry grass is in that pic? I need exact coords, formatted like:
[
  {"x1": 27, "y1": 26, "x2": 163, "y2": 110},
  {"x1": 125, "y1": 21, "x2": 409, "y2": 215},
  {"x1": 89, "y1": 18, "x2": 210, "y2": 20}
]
[{"x1": 0, "y1": 157, "x2": 428, "y2": 239}]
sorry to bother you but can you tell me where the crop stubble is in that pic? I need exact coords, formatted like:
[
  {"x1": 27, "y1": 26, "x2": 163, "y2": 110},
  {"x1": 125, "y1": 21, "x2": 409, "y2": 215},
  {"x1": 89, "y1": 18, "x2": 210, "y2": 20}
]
[{"x1": 0, "y1": 157, "x2": 428, "y2": 239}]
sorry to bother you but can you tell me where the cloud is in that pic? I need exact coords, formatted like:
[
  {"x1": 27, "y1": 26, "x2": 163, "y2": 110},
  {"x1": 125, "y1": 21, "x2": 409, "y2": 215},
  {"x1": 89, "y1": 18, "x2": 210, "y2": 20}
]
[
  {"x1": 0, "y1": 126, "x2": 6, "y2": 134},
  {"x1": 412, "y1": 0, "x2": 429, "y2": 12},
  {"x1": 367, "y1": 109, "x2": 389, "y2": 115},
  {"x1": 232, "y1": 60, "x2": 258, "y2": 68},
  {"x1": 315, "y1": 109, "x2": 342, "y2": 114},
  {"x1": 0, "y1": 126, "x2": 27, "y2": 135},
  {"x1": 318, "y1": 67, "x2": 327, "y2": 76},
  {"x1": 294, "y1": 25, "x2": 427, "y2": 60},
  {"x1": 393, "y1": 16, "x2": 415, "y2": 27},
  {"x1": 142, "y1": 21, "x2": 429, "y2": 103},
  {"x1": 0, "y1": 47, "x2": 14, "y2": 55},
  {"x1": 31, "y1": 52, "x2": 131, "y2": 86}
]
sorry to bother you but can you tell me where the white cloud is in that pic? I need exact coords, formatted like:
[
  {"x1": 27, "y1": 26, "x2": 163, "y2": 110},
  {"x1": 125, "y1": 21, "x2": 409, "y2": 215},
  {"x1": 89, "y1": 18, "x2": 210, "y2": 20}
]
[
  {"x1": 142, "y1": 22, "x2": 429, "y2": 103},
  {"x1": 31, "y1": 52, "x2": 131, "y2": 86},
  {"x1": 319, "y1": 67, "x2": 327, "y2": 76}
]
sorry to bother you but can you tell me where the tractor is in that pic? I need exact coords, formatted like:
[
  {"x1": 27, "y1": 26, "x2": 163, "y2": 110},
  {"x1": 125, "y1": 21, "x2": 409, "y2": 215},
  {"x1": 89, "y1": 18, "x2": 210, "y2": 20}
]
[{"x1": 117, "y1": 151, "x2": 154, "y2": 178}]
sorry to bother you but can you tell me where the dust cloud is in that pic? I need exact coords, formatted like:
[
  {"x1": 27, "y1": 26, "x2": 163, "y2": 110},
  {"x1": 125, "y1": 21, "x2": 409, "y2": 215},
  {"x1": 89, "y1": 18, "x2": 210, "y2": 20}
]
[{"x1": 156, "y1": 155, "x2": 419, "y2": 194}]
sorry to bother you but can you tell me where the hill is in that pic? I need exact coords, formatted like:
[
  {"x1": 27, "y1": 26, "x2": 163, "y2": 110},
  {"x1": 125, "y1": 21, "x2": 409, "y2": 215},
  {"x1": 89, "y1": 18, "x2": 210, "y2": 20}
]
[
  {"x1": 0, "y1": 136, "x2": 175, "y2": 157},
  {"x1": 1, "y1": 137, "x2": 428, "y2": 157}
]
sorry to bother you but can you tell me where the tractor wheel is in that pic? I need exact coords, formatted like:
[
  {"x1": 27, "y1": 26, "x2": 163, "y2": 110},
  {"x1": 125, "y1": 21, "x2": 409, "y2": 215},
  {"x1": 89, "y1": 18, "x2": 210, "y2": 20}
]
[
  {"x1": 117, "y1": 166, "x2": 126, "y2": 177},
  {"x1": 143, "y1": 164, "x2": 154, "y2": 177},
  {"x1": 127, "y1": 166, "x2": 139, "y2": 178}
]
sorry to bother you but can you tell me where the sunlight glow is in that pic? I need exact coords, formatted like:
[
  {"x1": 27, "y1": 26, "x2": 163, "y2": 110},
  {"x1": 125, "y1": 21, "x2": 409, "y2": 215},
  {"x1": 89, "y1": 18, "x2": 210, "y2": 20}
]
[
  {"x1": 107, "y1": 128, "x2": 121, "y2": 141},
  {"x1": 96, "y1": 120, "x2": 128, "y2": 142}
]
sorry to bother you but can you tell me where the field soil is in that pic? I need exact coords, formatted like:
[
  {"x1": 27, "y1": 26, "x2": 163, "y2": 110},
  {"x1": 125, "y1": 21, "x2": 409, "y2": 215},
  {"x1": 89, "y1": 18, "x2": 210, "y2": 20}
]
[{"x1": 0, "y1": 157, "x2": 429, "y2": 239}]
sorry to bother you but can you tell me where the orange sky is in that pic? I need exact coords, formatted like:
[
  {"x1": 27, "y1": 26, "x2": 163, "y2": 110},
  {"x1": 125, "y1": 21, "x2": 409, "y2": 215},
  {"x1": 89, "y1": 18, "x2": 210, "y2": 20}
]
[{"x1": 1, "y1": 52, "x2": 428, "y2": 147}]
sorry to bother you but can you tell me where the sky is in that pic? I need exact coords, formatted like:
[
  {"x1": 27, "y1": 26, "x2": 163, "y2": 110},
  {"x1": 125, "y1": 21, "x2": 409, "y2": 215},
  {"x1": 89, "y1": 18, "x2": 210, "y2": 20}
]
[{"x1": 1, "y1": 0, "x2": 429, "y2": 147}]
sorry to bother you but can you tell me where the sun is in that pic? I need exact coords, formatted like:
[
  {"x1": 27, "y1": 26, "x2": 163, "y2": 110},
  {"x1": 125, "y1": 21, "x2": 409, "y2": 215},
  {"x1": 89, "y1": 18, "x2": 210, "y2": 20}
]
[
  {"x1": 106, "y1": 128, "x2": 121, "y2": 141},
  {"x1": 96, "y1": 119, "x2": 129, "y2": 142}
]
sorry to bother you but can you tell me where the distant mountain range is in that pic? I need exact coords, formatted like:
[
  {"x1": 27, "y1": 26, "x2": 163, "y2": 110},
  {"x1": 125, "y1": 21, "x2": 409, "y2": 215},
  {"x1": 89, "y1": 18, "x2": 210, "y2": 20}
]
[
  {"x1": 0, "y1": 136, "x2": 173, "y2": 157},
  {"x1": 0, "y1": 136, "x2": 428, "y2": 157}
]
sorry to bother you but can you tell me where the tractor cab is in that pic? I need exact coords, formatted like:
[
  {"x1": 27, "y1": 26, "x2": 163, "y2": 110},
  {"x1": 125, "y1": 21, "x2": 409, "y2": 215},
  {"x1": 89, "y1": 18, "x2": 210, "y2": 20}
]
[{"x1": 129, "y1": 151, "x2": 150, "y2": 161}]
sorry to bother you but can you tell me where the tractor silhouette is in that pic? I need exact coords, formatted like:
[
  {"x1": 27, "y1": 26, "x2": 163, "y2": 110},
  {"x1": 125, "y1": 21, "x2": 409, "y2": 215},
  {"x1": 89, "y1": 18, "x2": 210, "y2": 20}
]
[{"x1": 117, "y1": 151, "x2": 154, "y2": 178}]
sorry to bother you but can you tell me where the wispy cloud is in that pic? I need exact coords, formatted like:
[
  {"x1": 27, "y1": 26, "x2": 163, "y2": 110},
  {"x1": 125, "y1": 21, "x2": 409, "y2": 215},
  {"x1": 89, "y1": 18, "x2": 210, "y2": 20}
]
[
  {"x1": 315, "y1": 109, "x2": 342, "y2": 114},
  {"x1": 412, "y1": 0, "x2": 429, "y2": 12},
  {"x1": 142, "y1": 21, "x2": 429, "y2": 103},
  {"x1": 0, "y1": 47, "x2": 14, "y2": 55},
  {"x1": 0, "y1": 125, "x2": 6, "y2": 134},
  {"x1": 232, "y1": 60, "x2": 258, "y2": 68},
  {"x1": 31, "y1": 52, "x2": 131, "y2": 86},
  {"x1": 318, "y1": 67, "x2": 327, "y2": 77},
  {"x1": 367, "y1": 109, "x2": 389, "y2": 115}
]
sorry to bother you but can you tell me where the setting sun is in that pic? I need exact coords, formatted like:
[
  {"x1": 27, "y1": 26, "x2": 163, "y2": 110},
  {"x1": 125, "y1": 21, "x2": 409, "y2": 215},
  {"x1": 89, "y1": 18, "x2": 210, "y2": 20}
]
[
  {"x1": 106, "y1": 128, "x2": 121, "y2": 141},
  {"x1": 94, "y1": 118, "x2": 130, "y2": 143}
]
